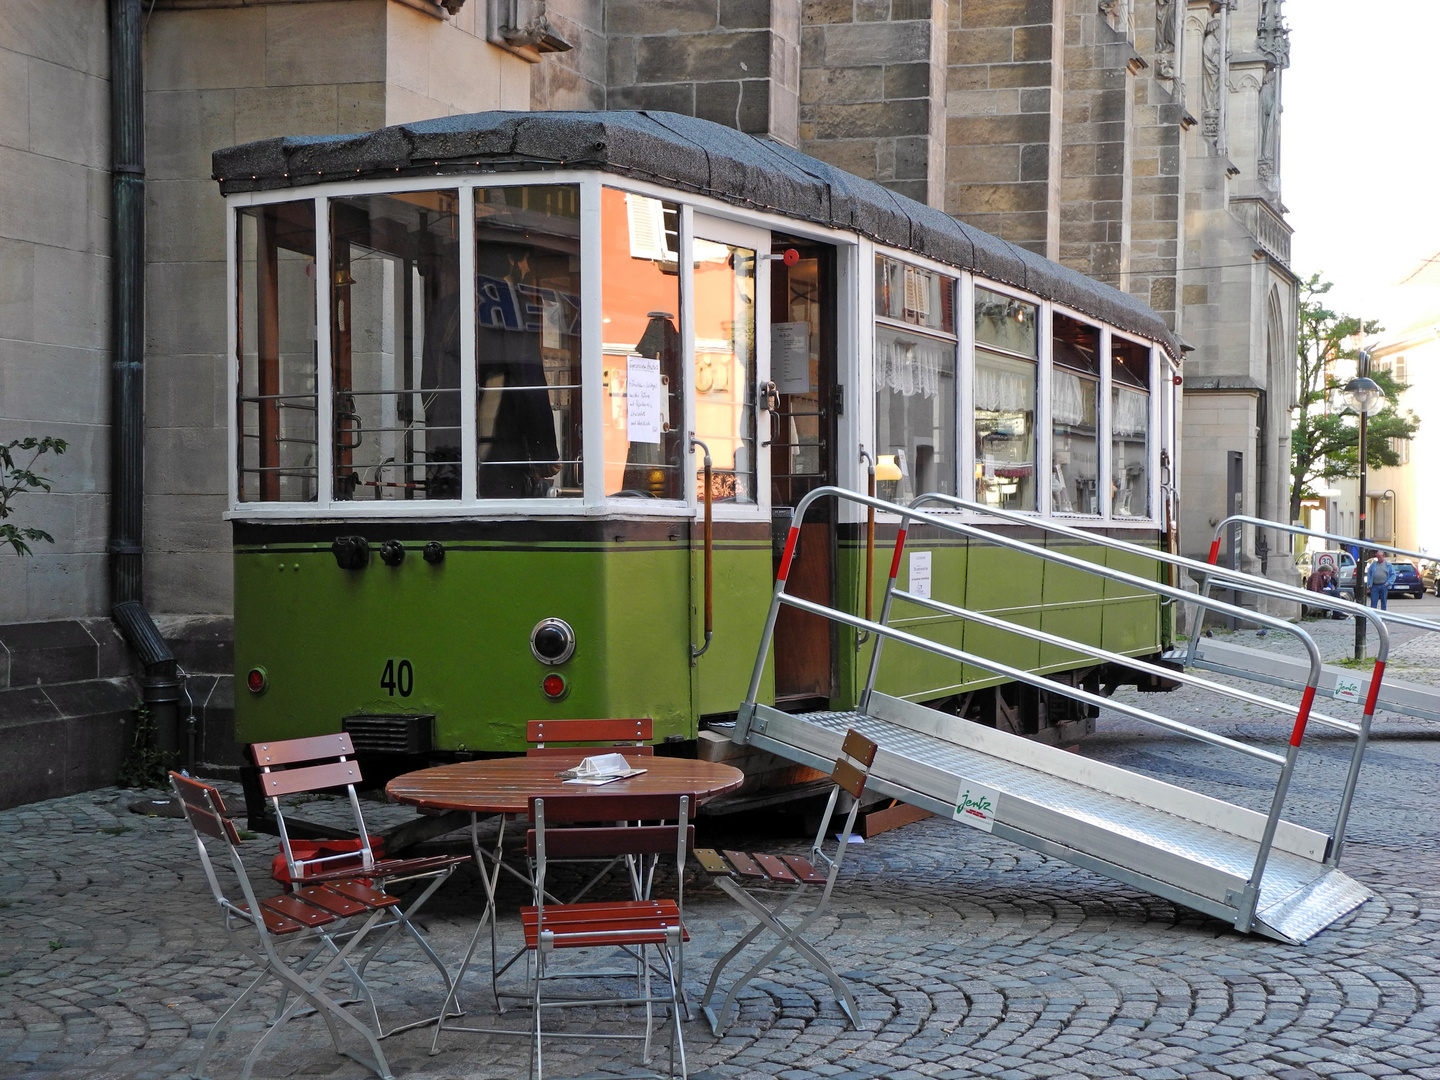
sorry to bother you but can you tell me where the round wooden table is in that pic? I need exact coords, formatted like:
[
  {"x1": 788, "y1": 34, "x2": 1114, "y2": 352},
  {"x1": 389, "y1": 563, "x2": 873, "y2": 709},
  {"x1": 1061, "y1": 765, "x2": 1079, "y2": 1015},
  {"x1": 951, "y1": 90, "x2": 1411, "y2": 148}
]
[{"x1": 386, "y1": 754, "x2": 745, "y2": 815}]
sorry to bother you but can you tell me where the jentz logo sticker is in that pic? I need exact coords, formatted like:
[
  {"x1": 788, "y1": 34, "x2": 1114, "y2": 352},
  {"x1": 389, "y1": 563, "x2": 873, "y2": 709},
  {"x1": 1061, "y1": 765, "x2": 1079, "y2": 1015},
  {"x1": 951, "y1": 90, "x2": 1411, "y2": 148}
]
[{"x1": 953, "y1": 781, "x2": 1000, "y2": 832}]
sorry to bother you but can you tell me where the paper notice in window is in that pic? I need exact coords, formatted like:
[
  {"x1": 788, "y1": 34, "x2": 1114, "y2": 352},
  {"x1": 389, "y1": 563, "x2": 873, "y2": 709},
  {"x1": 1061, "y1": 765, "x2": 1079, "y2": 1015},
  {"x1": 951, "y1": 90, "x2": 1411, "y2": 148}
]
[
  {"x1": 772, "y1": 322, "x2": 810, "y2": 394},
  {"x1": 626, "y1": 355, "x2": 661, "y2": 444},
  {"x1": 909, "y1": 550, "x2": 932, "y2": 599}
]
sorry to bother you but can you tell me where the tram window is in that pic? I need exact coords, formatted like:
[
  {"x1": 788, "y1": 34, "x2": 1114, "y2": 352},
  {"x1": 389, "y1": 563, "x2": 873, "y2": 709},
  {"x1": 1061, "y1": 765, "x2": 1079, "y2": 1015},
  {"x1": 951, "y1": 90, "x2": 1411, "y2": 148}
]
[
  {"x1": 974, "y1": 288, "x2": 1038, "y2": 511},
  {"x1": 1111, "y1": 337, "x2": 1151, "y2": 518},
  {"x1": 601, "y1": 188, "x2": 684, "y2": 500},
  {"x1": 874, "y1": 256, "x2": 957, "y2": 502},
  {"x1": 236, "y1": 200, "x2": 318, "y2": 503},
  {"x1": 474, "y1": 185, "x2": 583, "y2": 499},
  {"x1": 693, "y1": 237, "x2": 758, "y2": 503},
  {"x1": 329, "y1": 190, "x2": 461, "y2": 502},
  {"x1": 875, "y1": 255, "x2": 955, "y2": 334},
  {"x1": 1051, "y1": 314, "x2": 1101, "y2": 515}
]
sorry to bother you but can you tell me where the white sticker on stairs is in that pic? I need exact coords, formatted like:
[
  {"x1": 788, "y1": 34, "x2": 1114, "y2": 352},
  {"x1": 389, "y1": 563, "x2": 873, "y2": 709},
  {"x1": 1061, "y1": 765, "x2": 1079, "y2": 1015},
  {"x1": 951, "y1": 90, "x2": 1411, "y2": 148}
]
[{"x1": 953, "y1": 780, "x2": 1000, "y2": 832}]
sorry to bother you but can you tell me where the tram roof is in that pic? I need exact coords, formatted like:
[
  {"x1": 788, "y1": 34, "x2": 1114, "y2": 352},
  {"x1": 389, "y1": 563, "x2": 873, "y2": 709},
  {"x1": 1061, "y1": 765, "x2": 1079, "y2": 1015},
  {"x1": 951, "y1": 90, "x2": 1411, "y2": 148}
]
[{"x1": 214, "y1": 110, "x2": 1179, "y2": 357}]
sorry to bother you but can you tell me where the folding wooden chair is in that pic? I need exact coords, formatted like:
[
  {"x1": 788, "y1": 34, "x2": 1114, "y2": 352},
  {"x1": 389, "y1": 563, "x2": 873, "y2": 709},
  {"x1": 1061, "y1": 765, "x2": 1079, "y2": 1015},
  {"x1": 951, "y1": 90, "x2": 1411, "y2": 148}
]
[
  {"x1": 169, "y1": 772, "x2": 398, "y2": 1080},
  {"x1": 525, "y1": 792, "x2": 692, "y2": 1080},
  {"x1": 450, "y1": 719, "x2": 657, "y2": 1020},
  {"x1": 694, "y1": 728, "x2": 878, "y2": 1035},
  {"x1": 250, "y1": 734, "x2": 470, "y2": 1038}
]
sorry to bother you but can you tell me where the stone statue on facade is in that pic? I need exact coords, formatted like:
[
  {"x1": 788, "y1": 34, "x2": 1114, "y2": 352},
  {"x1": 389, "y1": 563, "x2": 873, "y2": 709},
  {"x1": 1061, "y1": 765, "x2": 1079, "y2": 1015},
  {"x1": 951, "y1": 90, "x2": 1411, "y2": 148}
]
[
  {"x1": 1155, "y1": 0, "x2": 1177, "y2": 79},
  {"x1": 1201, "y1": 15, "x2": 1222, "y2": 140},
  {"x1": 1257, "y1": 65, "x2": 1279, "y2": 179},
  {"x1": 1099, "y1": 0, "x2": 1132, "y2": 36}
]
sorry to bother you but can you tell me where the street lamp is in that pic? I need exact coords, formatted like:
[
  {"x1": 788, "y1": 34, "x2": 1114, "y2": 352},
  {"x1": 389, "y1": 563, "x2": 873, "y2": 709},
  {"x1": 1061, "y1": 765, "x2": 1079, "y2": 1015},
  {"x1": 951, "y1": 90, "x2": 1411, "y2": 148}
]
[{"x1": 1345, "y1": 355, "x2": 1384, "y2": 659}]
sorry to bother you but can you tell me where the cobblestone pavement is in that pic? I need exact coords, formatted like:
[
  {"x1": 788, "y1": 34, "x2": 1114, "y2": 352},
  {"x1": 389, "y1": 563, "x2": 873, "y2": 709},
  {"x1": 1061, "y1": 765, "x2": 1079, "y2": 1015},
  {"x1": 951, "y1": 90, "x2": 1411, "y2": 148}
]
[{"x1": 2, "y1": 613, "x2": 1437, "y2": 1080}]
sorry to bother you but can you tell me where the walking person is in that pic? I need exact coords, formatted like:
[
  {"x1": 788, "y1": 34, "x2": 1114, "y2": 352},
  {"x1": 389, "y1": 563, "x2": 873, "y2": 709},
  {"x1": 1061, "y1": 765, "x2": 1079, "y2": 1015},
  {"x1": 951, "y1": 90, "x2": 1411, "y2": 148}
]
[{"x1": 1367, "y1": 550, "x2": 1396, "y2": 611}]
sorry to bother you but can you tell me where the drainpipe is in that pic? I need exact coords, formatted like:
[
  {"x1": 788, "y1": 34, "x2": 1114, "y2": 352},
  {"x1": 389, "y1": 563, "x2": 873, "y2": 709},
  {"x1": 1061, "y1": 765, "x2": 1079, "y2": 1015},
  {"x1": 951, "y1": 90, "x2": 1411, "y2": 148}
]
[{"x1": 109, "y1": 0, "x2": 183, "y2": 763}]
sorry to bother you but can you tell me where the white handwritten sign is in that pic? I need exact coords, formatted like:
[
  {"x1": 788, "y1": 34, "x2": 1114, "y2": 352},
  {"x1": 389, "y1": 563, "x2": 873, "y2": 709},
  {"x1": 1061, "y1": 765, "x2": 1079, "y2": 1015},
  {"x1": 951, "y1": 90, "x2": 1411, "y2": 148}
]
[
  {"x1": 1333, "y1": 675, "x2": 1362, "y2": 702},
  {"x1": 909, "y1": 550, "x2": 932, "y2": 599},
  {"x1": 626, "y1": 355, "x2": 661, "y2": 444},
  {"x1": 772, "y1": 321, "x2": 810, "y2": 394},
  {"x1": 953, "y1": 779, "x2": 1000, "y2": 832}
]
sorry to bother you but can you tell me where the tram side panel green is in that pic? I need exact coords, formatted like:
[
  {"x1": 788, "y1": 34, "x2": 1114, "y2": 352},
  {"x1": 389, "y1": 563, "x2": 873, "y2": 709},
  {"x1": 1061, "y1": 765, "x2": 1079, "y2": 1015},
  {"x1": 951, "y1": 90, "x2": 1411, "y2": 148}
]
[
  {"x1": 1101, "y1": 542, "x2": 1163, "y2": 655},
  {"x1": 874, "y1": 542, "x2": 978, "y2": 700},
  {"x1": 693, "y1": 542, "x2": 776, "y2": 718},
  {"x1": 961, "y1": 542, "x2": 1043, "y2": 684},
  {"x1": 1040, "y1": 538, "x2": 1111, "y2": 669},
  {"x1": 599, "y1": 547, "x2": 694, "y2": 739},
  {"x1": 234, "y1": 544, "x2": 696, "y2": 753}
]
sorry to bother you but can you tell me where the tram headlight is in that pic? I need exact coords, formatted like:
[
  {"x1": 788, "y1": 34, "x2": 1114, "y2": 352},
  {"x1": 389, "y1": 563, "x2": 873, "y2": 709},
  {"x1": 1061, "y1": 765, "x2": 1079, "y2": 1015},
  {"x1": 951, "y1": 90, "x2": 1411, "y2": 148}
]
[
  {"x1": 246, "y1": 667, "x2": 269, "y2": 695},
  {"x1": 530, "y1": 618, "x2": 576, "y2": 665}
]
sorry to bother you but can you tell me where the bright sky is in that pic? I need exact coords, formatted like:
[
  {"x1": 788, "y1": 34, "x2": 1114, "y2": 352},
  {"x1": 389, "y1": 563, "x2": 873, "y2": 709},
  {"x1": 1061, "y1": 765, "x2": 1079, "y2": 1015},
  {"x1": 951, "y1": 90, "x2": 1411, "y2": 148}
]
[{"x1": 1284, "y1": 0, "x2": 1440, "y2": 331}]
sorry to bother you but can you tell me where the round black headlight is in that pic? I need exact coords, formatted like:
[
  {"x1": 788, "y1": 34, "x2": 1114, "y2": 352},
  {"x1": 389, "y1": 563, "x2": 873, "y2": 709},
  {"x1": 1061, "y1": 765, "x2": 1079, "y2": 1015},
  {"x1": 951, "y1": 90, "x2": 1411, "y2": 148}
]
[{"x1": 530, "y1": 618, "x2": 575, "y2": 665}]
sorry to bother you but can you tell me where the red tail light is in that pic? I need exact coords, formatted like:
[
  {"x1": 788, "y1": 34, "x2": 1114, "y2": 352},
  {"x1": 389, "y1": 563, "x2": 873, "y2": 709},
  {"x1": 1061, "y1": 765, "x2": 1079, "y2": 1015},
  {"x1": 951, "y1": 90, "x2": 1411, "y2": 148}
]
[
  {"x1": 541, "y1": 673, "x2": 568, "y2": 700},
  {"x1": 246, "y1": 667, "x2": 269, "y2": 695}
]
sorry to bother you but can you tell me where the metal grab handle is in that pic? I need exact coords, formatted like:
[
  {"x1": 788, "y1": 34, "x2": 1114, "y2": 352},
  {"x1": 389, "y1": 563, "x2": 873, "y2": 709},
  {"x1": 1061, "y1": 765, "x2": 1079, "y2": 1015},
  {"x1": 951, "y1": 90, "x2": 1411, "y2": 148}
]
[
  {"x1": 856, "y1": 448, "x2": 876, "y2": 648},
  {"x1": 757, "y1": 381, "x2": 779, "y2": 448},
  {"x1": 691, "y1": 436, "x2": 713, "y2": 662}
]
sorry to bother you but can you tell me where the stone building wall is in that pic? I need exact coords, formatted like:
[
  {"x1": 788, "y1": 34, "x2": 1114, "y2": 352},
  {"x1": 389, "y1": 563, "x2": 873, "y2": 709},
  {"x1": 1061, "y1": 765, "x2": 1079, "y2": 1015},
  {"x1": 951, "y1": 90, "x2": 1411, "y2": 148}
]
[
  {"x1": 0, "y1": 1, "x2": 114, "y2": 625},
  {"x1": 944, "y1": 0, "x2": 1062, "y2": 251}
]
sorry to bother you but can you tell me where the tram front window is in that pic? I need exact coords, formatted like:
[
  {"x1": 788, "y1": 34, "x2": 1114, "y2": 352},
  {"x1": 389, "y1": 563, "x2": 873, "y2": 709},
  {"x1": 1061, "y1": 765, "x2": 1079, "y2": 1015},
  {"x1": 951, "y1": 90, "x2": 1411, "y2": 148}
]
[
  {"x1": 974, "y1": 288, "x2": 1038, "y2": 511},
  {"x1": 693, "y1": 237, "x2": 757, "y2": 503},
  {"x1": 1111, "y1": 337, "x2": 1151, "y2": 518},
  {"x1": 330, "y1": 190, "x2": 460, "y2": 501},
  {"x1": 601, "y1": 188, "x2": 684, "y2": 500},
  {"x1": 874, "y1": 256, "x2": 957, "y2": 501},
  {"x1": 474, "y1": 185, "x2": 583, "y2": 499},
  {"x1": 237, "y1": 200, "x2": 317, "y2": 503},
  {"x1": 1051, "y1": 313, "x2": 1101, "y2": 515}
]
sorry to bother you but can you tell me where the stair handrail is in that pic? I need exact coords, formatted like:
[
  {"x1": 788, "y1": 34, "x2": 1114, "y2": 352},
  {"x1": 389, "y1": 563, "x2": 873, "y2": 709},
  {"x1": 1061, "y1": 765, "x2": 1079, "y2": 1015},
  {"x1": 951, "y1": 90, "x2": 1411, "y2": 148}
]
[
  {"x1": 743, "y1": 486, "x2": 1333, "y2": 930},
  {"x1": 909, "y1": 492, "x2": 1387, "y2": 865},
  {"x1": 1210, "y1": 514, "x2": 1440, "y2": 636}
]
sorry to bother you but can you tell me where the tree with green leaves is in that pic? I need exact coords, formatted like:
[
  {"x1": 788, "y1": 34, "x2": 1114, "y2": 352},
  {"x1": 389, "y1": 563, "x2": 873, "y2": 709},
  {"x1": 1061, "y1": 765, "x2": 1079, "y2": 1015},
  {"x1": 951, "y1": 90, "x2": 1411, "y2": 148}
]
[
  {"x1": 1289, "y1": 275, "x2": 1418, "y2": 524},
  {"x1": 1, "y1": 435, "x2": 68, "y2": 555}
]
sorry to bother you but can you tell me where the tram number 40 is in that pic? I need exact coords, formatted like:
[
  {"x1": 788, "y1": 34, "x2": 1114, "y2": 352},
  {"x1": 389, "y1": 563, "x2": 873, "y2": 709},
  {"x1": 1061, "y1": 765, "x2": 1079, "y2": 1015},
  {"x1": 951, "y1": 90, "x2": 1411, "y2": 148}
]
[{"x1": 379, "y1": 659, "x2": 415, "y2": 698}]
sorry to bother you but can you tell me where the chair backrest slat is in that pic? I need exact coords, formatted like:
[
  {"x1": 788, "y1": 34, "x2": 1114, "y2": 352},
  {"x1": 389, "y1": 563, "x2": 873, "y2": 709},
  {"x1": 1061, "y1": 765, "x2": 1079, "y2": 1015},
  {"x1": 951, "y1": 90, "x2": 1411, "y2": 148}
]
[
  {"x1": 258, "y1": 759, "x2": 363, "y2": 797},
  {"x1": 170, "y1": 773, "x2": 241, "y2": 845},
  {"x1": 252, "y1": 733, "x2": 355, "y2": 767},
  {"x1": 528, "y1": 792, "x2": 683, "y2": 825},
  {"x1": 832, "y1": 758, "x2": 868, "y2": 799},
  {"x1": 526, "y1": 718, "x2": 652, "y2": 746},
  {"x1": 525, "y1": 744, "x2": 655, "y2": 758},
  {"x1": 841, "y1": 729, "x2": 878, "y2": 768}
]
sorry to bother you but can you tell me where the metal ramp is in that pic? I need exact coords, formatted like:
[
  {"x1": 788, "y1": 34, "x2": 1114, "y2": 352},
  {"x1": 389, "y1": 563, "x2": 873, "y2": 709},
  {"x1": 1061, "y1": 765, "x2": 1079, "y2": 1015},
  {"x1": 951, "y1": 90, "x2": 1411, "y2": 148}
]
[
  {"x1": 1183, "y1": 515, "x2": 1440, "y2": 724},
  {"x1": 733, "y1": 487, "x2": 1382, "y2": 944},
  {"x1": 1181, "y1": 637, "x2": 1440, "y2": 723},
  {"x1": 739, "y1": 693, "x2": 1369, "y2": 944}
]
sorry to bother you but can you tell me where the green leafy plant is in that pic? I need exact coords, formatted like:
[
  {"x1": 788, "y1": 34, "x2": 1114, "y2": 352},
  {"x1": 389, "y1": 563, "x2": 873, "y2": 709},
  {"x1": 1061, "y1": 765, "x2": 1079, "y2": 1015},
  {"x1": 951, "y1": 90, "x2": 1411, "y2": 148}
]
[
  {"x1": 1289, "y1": 275, "x2": 1418, "y2": 522},
  {"x1": 117, "y1": 704, "x2": 173, "y2": 790},
  {"x1": 48, "y1": 940, "x2": 64, "y2": 952},
  {"x1": 1, "y1": 435, "x2": 68, "y2": 555}
]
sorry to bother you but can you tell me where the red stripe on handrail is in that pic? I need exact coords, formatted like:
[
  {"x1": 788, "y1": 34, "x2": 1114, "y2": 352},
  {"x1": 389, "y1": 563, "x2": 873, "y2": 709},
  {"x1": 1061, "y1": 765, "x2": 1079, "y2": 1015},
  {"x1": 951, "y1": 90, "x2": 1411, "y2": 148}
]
[
  {"x1": 1290, "y1": 684, "x2": 1317, "y2": 746},
  {"x1": 888, "y1": 529, "x2": 909, "y2": 580},
  {"x1": 1206, "y1": 538, "x2": 1221, "y2": 565},
  {"x1": 1363, "y1": 660, "x2": 1386, "y2": 715},
  {"x1": 776, "y1": 526, "x2": 800, "y2": 582}
]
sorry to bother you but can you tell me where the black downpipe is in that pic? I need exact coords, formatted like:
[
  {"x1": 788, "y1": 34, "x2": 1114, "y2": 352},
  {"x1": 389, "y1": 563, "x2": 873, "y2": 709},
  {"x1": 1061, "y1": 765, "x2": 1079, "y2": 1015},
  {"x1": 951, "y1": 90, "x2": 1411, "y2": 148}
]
[{"x1": 109, "y1": 0, "x2": 184, "y2": 763}]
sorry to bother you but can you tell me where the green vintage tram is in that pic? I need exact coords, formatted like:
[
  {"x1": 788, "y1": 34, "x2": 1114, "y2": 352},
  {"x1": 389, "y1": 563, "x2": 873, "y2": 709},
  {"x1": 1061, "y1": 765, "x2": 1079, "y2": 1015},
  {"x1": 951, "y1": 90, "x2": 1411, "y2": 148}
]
[{"x1": 215, "y1": 111, "x2": 1181, "y2": 766}]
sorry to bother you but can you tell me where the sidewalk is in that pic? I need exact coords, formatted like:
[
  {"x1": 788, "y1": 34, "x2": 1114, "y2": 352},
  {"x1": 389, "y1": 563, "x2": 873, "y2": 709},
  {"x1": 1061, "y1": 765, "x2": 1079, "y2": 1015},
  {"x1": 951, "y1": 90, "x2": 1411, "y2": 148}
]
[{"x1": 2, "y1": 648, "x2": 1437, "y2": 1079}]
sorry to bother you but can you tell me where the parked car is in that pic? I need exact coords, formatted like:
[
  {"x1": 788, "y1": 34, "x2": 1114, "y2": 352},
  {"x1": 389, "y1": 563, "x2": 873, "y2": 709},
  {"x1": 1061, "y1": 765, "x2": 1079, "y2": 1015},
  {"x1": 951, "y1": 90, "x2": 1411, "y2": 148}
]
[
  {"x1": 1420, "y1": 560, "x2": 1440, "y2": 596},
  {"x1": 1387, "y1": 560, "x2": 1426, "y2": 599}
]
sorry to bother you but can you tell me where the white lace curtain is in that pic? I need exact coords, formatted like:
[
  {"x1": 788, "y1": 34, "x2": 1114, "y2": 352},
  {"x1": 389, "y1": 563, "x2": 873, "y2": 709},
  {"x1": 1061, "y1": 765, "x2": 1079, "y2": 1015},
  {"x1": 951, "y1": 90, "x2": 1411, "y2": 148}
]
[
  {"x1": 874, "y1": 329, "x2": 953, "y2": 399},
  {"x1": 1052, "y1": 370, "x2": 1094, "y2": 427},
  {"x1": 975, "y1": 350, "x2": 1034, "y2": 414},
  {"x1": 1112, "y1": 387, "x2": 1149, "y2": 436}
]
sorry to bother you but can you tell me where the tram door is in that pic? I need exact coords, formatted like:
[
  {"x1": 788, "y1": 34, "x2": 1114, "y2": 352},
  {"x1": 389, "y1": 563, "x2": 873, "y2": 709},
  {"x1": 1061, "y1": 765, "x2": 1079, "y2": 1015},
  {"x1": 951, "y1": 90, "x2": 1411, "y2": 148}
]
[{"x1": 770, "y1": 238, "x2": 838, "y2": 704}]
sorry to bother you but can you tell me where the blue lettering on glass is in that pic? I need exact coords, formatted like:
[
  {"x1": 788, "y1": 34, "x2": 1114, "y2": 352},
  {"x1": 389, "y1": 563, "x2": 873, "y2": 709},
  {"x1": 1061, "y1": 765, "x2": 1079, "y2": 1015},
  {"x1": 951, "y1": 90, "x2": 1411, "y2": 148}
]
[
  {"x1": 477, "y1": 274, "x2": 518, "y2": 329},
  {"x1": 476, "y1": 275, "x2": 581, "y2": 335}
]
